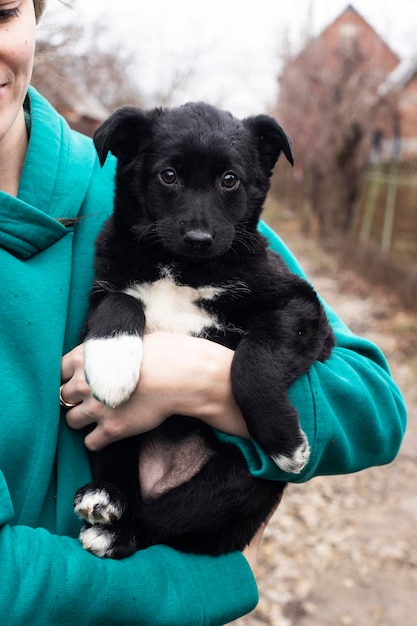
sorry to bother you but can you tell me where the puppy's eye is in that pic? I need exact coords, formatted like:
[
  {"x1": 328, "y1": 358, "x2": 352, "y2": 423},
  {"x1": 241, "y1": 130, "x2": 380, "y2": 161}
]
[
  {"x1": 159, "y1": 169, "x2": 178, "y2": 185},
  {"x1": 221, "y1": 171, "x2": 240, "y2": 190}
]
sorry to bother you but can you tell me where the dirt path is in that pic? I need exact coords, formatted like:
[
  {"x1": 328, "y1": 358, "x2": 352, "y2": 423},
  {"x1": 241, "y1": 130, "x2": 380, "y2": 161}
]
[{"x1": 231, "y1": 214, "x2": 417, "y2": 626}]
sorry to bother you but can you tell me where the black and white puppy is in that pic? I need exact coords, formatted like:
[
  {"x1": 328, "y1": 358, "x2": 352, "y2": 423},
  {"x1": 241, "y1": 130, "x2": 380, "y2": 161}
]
[{"x1": 74, "y1": 102, "x2": 334, "y2": 558}]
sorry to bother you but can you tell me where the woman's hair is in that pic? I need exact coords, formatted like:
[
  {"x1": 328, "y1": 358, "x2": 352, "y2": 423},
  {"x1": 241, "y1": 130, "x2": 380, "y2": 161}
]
[{"x1": 34, "y1": 0, "x2": 47, "y2": 21}]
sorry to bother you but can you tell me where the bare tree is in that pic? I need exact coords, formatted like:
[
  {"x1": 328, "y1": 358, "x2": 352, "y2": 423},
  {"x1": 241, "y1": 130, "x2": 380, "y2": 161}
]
[
  {"x1": 33, "y1": 3, "x2": 201, "y2": 114},
  {"x1": 33, "y1": 16, "x2": 145, "y2": 113},
  {"x1": 272, "y1": 38, "x2": 396, "y2": 237}
]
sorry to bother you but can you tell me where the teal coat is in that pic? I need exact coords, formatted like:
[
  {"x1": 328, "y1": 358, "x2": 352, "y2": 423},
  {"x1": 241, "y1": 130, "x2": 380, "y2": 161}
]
[{"x1": 0, "y1": 88, "x2": 406, "y2": 625}]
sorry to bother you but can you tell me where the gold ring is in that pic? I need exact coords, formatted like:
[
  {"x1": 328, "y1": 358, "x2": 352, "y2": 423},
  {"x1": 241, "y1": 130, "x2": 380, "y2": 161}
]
[{"x1": 59, "y1": 384, "x2": 80, "y2": 408}]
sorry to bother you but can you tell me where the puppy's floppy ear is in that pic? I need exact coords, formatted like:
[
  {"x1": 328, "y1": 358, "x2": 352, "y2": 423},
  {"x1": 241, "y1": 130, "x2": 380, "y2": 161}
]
[
  {"x1": 93, "y1": 106, "x2": 151, "y2": 166},
  {"x1": 244, "y1": 114, "x2": 294, "y2": 173}
]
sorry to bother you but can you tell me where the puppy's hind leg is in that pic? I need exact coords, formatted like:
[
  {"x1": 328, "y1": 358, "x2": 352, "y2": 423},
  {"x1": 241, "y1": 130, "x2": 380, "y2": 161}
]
[
  {"x1": 74, "y1": 481, "x2": 140, "y2": 559},
  {"x1": 79, "y1": 520, "x2": 140, "y2": 559}
]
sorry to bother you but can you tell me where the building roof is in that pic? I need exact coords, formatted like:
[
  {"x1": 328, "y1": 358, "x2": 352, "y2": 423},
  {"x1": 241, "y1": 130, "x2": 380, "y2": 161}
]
[
  {"x1": 378, "y1": 57, "x2": 417, "y2": 97},
  {"x1": 32, "y1": 70, "x2": 110, "y2": 122},
  {"x1": 318, "y1": 3, "x2": 400, "y2": 63}
]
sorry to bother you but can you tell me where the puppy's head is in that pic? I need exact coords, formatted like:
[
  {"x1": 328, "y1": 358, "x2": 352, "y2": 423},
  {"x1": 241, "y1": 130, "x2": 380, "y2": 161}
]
[{"x1": 94, "y1": 103, "x2": 293, "y2": 261}]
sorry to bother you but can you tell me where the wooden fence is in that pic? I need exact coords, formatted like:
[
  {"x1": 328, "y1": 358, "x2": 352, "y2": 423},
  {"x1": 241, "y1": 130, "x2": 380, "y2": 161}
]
[{"x1": 352, "y1": 161, "x2": 417, "y2": 260}]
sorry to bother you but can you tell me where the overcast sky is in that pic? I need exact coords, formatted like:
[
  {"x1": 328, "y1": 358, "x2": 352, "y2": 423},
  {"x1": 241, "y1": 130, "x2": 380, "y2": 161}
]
[{"x1": 41, "y1": 0, "x2": 417, "y2": 116}]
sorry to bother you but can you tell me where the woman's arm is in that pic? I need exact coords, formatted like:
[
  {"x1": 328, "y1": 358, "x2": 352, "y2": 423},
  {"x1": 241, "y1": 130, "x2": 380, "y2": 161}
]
[
  {"x1": 64, "y1": 317, "x2": 406, "y2": 484},
  {"x1": 219, "y1": 332, "x2": 407, "y2": 483},
  {"x1": 0, "y1": 521, "x2": 257, "y2": 626},
  {"x1": 62, "y1": 335, "x2": 250, "y2": 451}
]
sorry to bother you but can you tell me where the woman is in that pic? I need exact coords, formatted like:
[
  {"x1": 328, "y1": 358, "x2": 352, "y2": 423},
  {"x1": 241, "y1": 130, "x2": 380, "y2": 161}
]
[{"x1": 0, "y1": 1, "x2": 406, "y2": 625}]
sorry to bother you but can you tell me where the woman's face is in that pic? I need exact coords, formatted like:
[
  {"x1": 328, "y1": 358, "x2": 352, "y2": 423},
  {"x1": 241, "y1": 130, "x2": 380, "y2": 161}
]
[{"x1": 0, "y1": 1, "x2": 36, "y2": 145}]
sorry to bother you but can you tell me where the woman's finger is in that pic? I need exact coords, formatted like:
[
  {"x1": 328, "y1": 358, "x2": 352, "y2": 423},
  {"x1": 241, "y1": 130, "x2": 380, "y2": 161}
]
[
  {"x1": 65, "y1": 396, "x2": 104, "y2": 430},
  {"x1": 60, "y1": 344, "x2": 91, "y2": 407},
  {"x1": 59, "y1": 384, "x2": 81, "y2": 408},
  {"x1": 83, "y1": 421, "x2": 114, "y2": 452},
  {"x1": 61, "y1": 344, "x2": 84, "y2": 383}
]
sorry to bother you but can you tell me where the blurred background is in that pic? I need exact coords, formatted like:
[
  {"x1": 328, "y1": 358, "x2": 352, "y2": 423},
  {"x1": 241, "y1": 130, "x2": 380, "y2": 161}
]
[{"x1": 33, "y1": 2, "x2": 417, "y2": 624}]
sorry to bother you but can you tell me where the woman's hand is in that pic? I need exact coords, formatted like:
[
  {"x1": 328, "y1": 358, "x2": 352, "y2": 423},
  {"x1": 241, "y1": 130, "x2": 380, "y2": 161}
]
[{"x1": 62, "y1": 332, "x2": 249, "y2": 451}]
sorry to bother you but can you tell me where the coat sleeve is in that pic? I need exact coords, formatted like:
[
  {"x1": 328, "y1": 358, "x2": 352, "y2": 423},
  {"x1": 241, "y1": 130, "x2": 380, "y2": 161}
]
[
  {"x1": 215, "y1": 221, "x2": 407, "y2": 482},
  {"x1": 0, "y1": 474, "x2": 257, "y2": 626}
]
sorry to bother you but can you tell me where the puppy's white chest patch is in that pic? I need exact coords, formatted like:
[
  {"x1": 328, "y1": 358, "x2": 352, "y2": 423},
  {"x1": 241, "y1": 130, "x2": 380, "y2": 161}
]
[{"x1": 124, "y1": 270, "x2": 225, "y2": 336}]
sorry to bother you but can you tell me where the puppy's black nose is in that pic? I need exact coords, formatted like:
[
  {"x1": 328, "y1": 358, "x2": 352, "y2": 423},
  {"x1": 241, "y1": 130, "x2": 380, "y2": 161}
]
[{"x1": 183, "y1": 230, "x2": 213, "y2": 250}]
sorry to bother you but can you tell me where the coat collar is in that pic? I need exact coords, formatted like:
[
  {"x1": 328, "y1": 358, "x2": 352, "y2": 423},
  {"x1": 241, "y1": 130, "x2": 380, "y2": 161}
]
[{"x1": 0, "y1": 87, "x2": 97, "y2": 259}]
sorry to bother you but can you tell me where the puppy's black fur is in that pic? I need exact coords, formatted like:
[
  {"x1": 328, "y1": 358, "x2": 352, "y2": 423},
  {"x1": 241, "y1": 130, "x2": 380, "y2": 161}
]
[{"x1": 74, "y1": 103, "x2": 334, "y2": 558}]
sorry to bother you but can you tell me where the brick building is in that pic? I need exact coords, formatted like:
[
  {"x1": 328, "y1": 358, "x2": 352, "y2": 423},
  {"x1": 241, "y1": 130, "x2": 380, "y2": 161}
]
[
  {"x1": 305, "y1": 3, "x2": 399, "y2": 75},
  {"x1": 31, "y1": 70, "x2": 109, "y2": 138},
  {"x1": 278, "y1": 3, "x2": 417, "y2": 162},
  {"x1": 378, "y1": 59, "x2": 417, "y2": 160}
]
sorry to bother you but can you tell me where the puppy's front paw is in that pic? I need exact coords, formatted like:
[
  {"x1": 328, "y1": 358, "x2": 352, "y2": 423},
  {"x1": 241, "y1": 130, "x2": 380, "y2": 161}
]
[
  {"x1": 84, "y1": 334, "x2": 143, "y2": 407},
  {"x1": 270, "y1": 430, "x2": 310, "y2": 474}
]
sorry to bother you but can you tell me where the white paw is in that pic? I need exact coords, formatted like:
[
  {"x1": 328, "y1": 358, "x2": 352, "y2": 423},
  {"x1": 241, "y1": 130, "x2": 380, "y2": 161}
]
[
  {"x1": 74, "y1": 488, "x2": 125, "y2": 525},
  {"x1": 84, "y1": 334, "x2": 143, "y2": 407},
  {"x1": 79, "y1": 525, "x2": 116, "y2": 558},
  {"x1": 271, "y1": 430, "x2": 310, "y2": 474}
]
